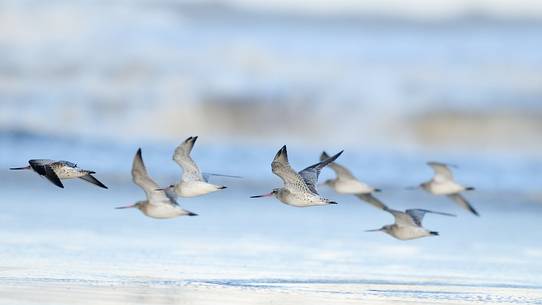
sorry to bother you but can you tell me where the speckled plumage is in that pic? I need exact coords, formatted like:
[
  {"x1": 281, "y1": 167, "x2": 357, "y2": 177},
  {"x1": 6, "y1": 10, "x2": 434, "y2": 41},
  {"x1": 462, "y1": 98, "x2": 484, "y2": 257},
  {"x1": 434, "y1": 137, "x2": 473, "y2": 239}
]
[
  {"x1": 164, "y1": 136, "x2": 239, "y2": 198},
  {"x1": 10, "y1": 159, "x2": 107, "y2": 189},
  {"x1": 251, "y1": 145, "x2": 343, "y2": 207},
  {"x1": 115, "y1": 148, "x2": 197, "y2": 219},
  {"x1": 367, "y1": 207, "x2": 456, "y2": 240}
]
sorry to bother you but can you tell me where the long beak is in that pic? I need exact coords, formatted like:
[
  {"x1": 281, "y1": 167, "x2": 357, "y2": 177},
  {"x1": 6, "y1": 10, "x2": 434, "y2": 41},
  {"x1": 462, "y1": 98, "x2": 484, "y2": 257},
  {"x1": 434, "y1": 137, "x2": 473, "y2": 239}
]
[
  {"x1": 115, "y1": 204, "x2": 137, "y2": 209},
  {"x1": 10, "y1": 165, "x2": 31, "y2": 170},
  {"x1": 404, "y1": 186, "x2": 419, "y2": 190},
  {"x1": 155, "y1": 188, "x2": 165, "y2": 191},
  {"x1": 365, "y1": 228, "x2": 383, "y2": 232},
  {"x1": 250, "y1": 192, "x2": 274, "y2": 198}
]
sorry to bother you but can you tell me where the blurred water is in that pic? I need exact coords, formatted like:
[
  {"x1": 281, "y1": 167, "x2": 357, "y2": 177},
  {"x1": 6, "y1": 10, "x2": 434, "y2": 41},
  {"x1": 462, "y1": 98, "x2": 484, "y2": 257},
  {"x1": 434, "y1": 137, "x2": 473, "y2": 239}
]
[{"x1": 0, "y1": 1, "x2": 541, "y2": 152}]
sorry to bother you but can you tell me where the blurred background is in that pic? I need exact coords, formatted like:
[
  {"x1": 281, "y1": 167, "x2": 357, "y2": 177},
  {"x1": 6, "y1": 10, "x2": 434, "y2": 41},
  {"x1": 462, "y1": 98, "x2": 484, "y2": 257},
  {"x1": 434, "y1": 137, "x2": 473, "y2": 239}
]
[
  {"x1": 1, "y1": 0, "x2": 542, "y2": 192},
  {"x1": 0, "y1": 0, "x2": 542, "y2": 296}
]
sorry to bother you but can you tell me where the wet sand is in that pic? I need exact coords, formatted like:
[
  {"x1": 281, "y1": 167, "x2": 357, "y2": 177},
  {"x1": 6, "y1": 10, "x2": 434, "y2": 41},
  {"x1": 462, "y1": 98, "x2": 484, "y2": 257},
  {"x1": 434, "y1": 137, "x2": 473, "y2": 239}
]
[{"x1": 0, "y1": 277, "x2": 540, "y2": 305}]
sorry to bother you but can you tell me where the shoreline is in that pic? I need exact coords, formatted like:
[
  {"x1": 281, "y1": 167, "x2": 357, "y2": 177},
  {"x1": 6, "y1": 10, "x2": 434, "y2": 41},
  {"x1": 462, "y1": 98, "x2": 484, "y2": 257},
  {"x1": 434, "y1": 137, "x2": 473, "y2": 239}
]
[{"x1": 0, "y1": 277, "x2": 540, "y2": 305}]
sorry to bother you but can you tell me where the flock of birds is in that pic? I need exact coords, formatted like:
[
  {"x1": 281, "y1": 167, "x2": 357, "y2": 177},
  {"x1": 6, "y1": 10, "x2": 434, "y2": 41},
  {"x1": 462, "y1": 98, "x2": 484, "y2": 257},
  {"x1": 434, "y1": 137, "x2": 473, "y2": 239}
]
[{"x1": 10, "y1": 136, "x2": 479, "y2": 241}]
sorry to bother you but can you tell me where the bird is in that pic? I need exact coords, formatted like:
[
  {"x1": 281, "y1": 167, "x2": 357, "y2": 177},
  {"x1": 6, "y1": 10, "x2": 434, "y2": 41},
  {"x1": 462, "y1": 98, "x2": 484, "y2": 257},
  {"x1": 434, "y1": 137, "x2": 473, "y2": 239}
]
[
  {"x1": 320, "y1": 151, "x2": 386, "y2": 209},
  {"x1": 366, "y1": 207, "x2": 456, "y2": 240},
  {"x1": 250, "y1": 145, "x2": 343, "y2": 207},
  {"x1": 115, "y1": 148, "x2": 197, "y2": 219},
  {"x1": 417, "y1": 162, "x2": 479, "y2": 216},
  {"x1": 10, "y1": 159, "x2": 108, "y2": 189},
  {"x1": 157, "y1": 136, "x2": 240, "y2": 197}
]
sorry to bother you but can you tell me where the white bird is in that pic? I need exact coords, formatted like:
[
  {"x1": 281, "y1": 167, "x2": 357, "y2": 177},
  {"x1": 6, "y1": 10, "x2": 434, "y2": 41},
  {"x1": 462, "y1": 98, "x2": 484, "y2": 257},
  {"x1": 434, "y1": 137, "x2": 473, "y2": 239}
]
[
  {"x1": 10, "y1": 159, "x2": 107, "y2": 189},
  {"x1": 419, "y1": 162, "x2": 479, "y2": 216},
  {"x1": 320, "y1": 151, "x2": 386, "y2": 209},
  {"x1": 158, "y1": 136, "x2": 240, "y2": 198},
  {"x1": 366, "y1": 207, "x2": 456, "y2": 240},
  {"x1": 250, "y1": 145, "x2": 343, "y2": 207},
  {"x1": 115, "y1": 148, "x2": 197, "y2": 219}
]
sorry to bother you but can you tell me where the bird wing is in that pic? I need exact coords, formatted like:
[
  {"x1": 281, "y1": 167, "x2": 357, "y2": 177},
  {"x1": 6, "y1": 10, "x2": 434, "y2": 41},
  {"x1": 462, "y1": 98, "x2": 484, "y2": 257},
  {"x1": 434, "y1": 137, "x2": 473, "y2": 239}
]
[
  {"x1": 28, "y1": 159, "x2": 54, "y2": 176},
  {"x1": 57, "y1": 160, "x2": 77, "y2": 168},
  {"x1": 320, "y1": 151, "x2": 356, "y2": 180},
  {"x1": 447, "y1": 194, "x2": 480, "y2": 216},
  {"x1": 384, "y1": 208, "x2": 418, "y2": 227},
  {"x1": 132, "y1": 148, "x2": 176, "y2": 206},
  {"x1": 299, "y1": 150, "x2": 344, "y2": 194},
  {"x1": 428, "y1": 161, "x2": 455, "y2": 182},
  {"x1": 355, "y1": 193, "x2": 387, "y2": 210},
  {"x1": 79, "y1": 174, "x2": 108, "y2": 189},
  {"x1": 271, "y1": 145, "x2": 313, "y2": 193},
  {"x1": 44, "y1": 165, "x2": 64, "y2": 188},
  {"x1": 28, "y1": 160, "x2": 64, "y2": 188},
  {"x1": 405, "y1": 209, "x2": 457, "y2": 226},
  {"x1": 202, "y1": 173, "x2": 242, "y2": 183},
  {"x1": 173, "y1": 136, "x2": 204, "y2": 182}
]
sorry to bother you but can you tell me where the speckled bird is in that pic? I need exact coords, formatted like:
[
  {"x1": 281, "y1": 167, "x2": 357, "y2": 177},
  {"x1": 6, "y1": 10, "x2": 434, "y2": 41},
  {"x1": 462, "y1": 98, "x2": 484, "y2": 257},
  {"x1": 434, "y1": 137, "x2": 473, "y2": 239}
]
[
  {"x1": 366, "y1": 207, "x2": 456, "y2": 240},
  {"x1": 250, "y1": 145, "x2": 343, "y2": 207},
  {"x1": 157, "y1": 136, "x2": 240, "y2": 198},
  {"x1": 10, "y1": 159, "x2": 107, "y2": 189},
  {"x1": 115, "y1": 148, "x2": 197, "y2": 219}
]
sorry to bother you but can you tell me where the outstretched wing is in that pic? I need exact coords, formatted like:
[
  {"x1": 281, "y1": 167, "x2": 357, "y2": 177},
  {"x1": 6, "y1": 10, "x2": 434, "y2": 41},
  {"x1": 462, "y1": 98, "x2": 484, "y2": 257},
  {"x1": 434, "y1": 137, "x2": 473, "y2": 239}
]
[
  {"x1": 428, "y1": 161, "x2": 455, "y2": 182},
  {"x1": 132, "y1": 148, "x2": 176, "y2": 206},
  {"x1": 202, "y1": 173, "x2": 242, "y2": 183},
  {"x1": 79, "y1": 174, "x2": 108, "y2": 189},
  {"x1": 29, "y1": 160, "x2": 64, "y2": 188},
  {"x1": 271, "y1": 145, "x2": 312, "y2": 193},
  {"x1": 44, "y1": 165, "x2": 64, "y2": 188},
  {"x1": 447, "y1": 194, "x2": 479, "y2": 216},
  {"x1": 173, "y1": 136, "x2": 204, "y2": 182},
  {"x1": 384, "y1": 208, "x2": 418, "y2": 227},
  {"x1": 299, "y1": 150, "x2": 344, "y2": 194},
  {"x1": 405, "y1": 209, "x2": 457, "y2": 226},
  {"x1": 355, "y1": 193, "x2": 387, "y2": 210},
  {"x1": 320, "y1": 151, "x2": 356, "y2": 180}
]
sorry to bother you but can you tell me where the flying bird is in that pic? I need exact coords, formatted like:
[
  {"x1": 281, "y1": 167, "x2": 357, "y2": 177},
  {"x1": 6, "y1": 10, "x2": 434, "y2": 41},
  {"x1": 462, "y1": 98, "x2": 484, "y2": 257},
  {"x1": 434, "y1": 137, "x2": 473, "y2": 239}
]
[
  {"x1": 366, "y1": 207, "x2": 456, "y2": 240},
  {"x1": 10, "y1": 159, "x2": 107, "y2": 189},
  {"x1": 115, "y1": 148, "x2": 197, "y2": 219},
  {"x1": 320, "y1": 151, "x2": 386, "y2": 209},
  {"x1": 418, "y1": 162, "x2": 479, "y2": 216},
  {"x1": 157, "y1": 136, "x2": 240, "y2": 197},
  {"x1": 250, "y1": 145, "x2": 343, "y2": 207}
]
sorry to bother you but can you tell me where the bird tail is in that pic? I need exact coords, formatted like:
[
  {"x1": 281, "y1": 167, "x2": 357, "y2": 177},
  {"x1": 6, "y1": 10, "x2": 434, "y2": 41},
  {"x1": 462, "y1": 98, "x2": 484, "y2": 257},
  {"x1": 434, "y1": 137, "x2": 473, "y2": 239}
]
[
  {"x1": 465, "y1": 187, "x2": 475, "y2": 191},
  {"x1": 430, "y1": 231, "x2": 439, "y2": 236},
  {"x1": 187, "y1": 211, "x2": 198, "y2": 216}
]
